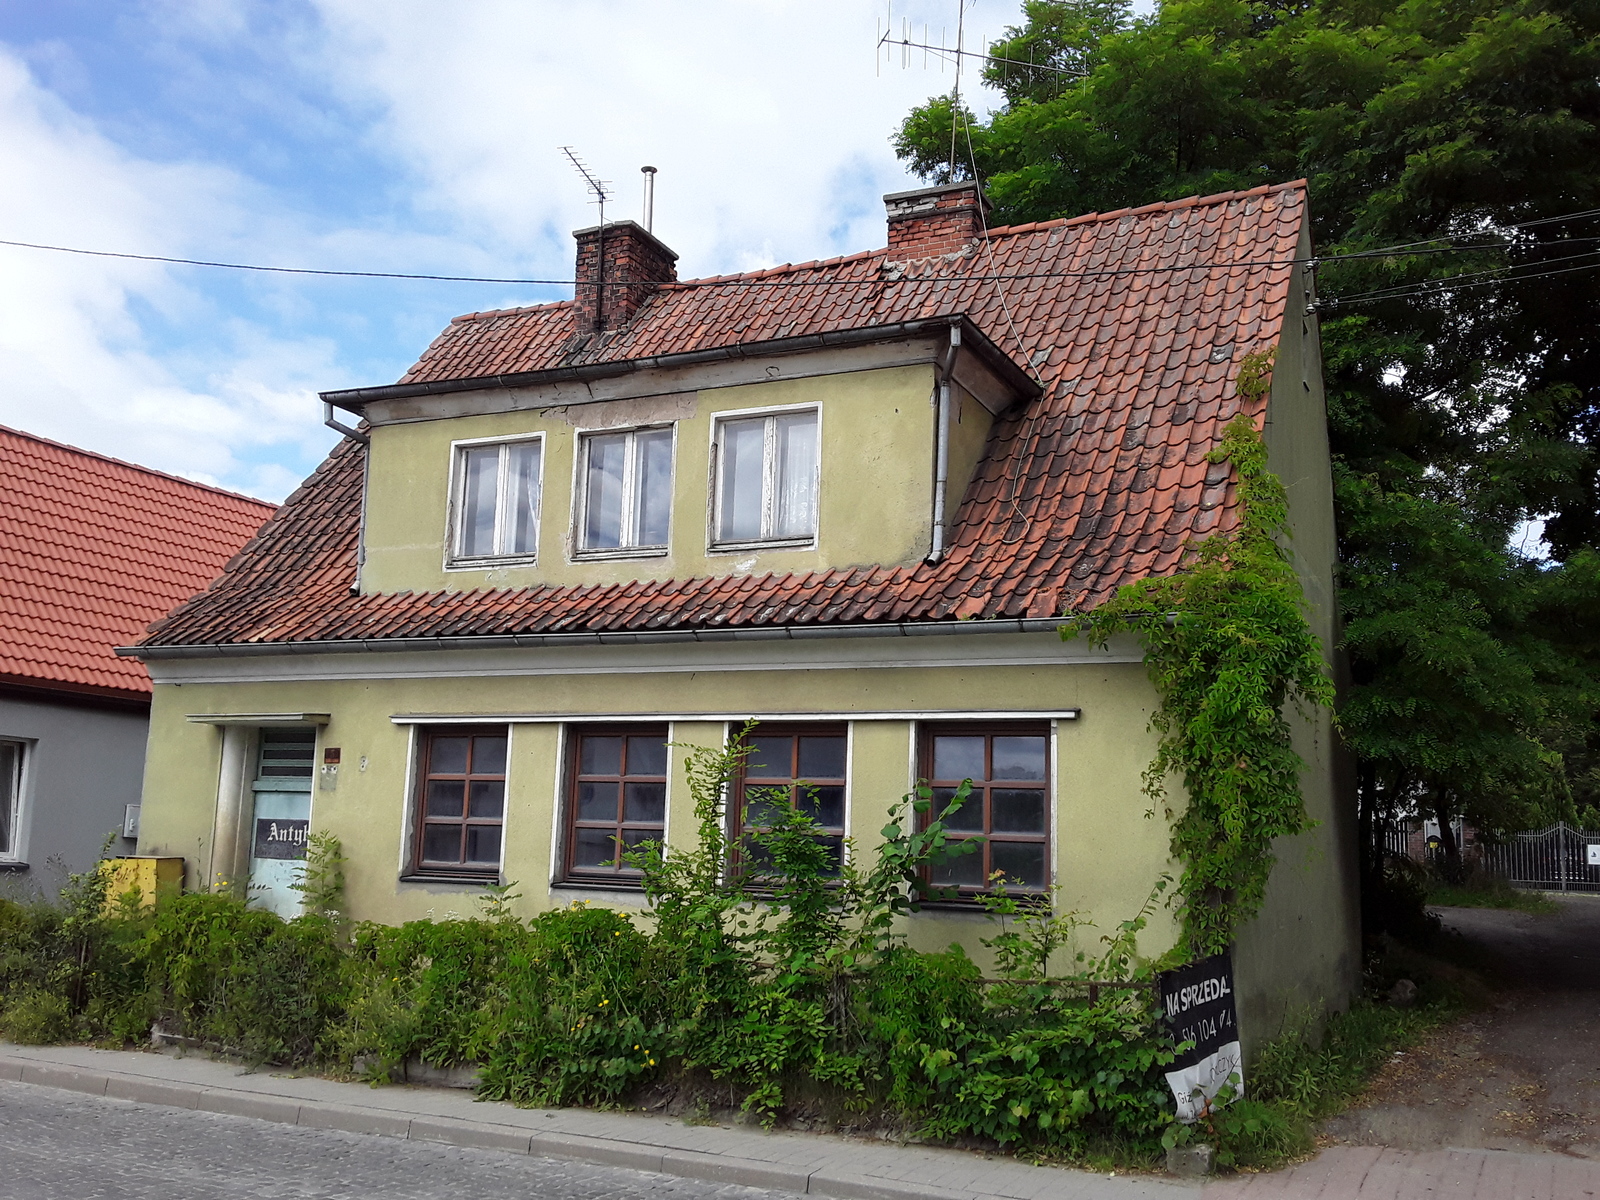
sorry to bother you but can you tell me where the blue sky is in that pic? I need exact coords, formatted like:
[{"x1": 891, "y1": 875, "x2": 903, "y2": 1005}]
[{"x1": 0, "y1": 1, "x2": 1037, "y2": 500}]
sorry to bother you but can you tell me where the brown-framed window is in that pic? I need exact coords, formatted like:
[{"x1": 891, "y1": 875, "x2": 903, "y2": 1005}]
[
  {"x1": 734, "y1": 725, "x2": 847, "y2": 876},
  {"x1": 920, "y1": 725, "x2": 1050, "y2": 894},
  {"x1": 564, "y1": 726, "x2": 670, "y2": 882},
  {"x1": 412, "y1": 727, "x2": 508, "y2": 876}
]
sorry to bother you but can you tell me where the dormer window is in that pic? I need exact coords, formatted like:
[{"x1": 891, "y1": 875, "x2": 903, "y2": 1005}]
[
  {"x1": 713, "y1": 407, "x2": 819, "y2": 548},
  {"x1": 450, "y1": 435, "x2": 542, "y2": 564},
  {"x1": 577, "y1": 426, "x2": 674, "y2": 556}
]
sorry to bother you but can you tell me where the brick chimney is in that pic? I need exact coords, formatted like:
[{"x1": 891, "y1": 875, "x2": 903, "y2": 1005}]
[
  {"x1": 573, "y1": 220, "x2": 678, "y2": 335},
  {"x1": 884, "y1": 182, "x2": 989, "y2": 259}
]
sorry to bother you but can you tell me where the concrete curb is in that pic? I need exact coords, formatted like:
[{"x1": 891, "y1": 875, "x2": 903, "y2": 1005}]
[{"x1": 3, "y1": 1050, "x2": 1143, "y2": 1200}]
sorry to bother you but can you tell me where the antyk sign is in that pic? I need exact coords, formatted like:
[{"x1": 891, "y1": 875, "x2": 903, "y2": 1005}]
[{"x1": 1158, "y1": 951, "x2": 1243, "y2": 1121}]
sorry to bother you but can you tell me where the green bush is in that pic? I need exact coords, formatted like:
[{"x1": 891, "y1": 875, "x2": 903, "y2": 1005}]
[{"x1": 9, "y1": 739, "x2": 1445, "y2": 1171}]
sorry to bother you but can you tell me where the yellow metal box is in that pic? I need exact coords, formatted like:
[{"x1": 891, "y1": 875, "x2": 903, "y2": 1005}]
[{"x1": 99, "y1": 857, "x2": 185, "y2": 913}]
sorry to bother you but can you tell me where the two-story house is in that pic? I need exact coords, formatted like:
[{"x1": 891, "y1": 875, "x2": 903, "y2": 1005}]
[{"x1": 124, "y1": 180, "x2": 1358, "y2": 1037}]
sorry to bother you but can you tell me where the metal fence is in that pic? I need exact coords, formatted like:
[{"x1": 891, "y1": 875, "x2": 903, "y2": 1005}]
[{"x1": 1481, "y1": 822, "x2": 1600, "y2": 893}]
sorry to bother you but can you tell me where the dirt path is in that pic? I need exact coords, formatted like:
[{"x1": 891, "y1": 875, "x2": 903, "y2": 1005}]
[{"x1": 1322, "y1": 896, "x2": 1600, "y2": 1156}]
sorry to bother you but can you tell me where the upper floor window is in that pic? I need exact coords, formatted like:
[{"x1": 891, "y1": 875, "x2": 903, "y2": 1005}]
[
  {"x1": 714, "y1": 408, "x2": 819, "y2": 547},
  {"x1": 452, "y1": 436, "x2": 542, "y2": 563},
  {"x1": 578, "y1": 427, "x2": 673, "y2": 555}
]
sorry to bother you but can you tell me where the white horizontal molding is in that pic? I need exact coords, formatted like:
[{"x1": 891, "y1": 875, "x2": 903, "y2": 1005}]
[
  {"x1": 391, "y1": 709, "x2": 1083, "y2": 725},
  {"x1": 184, "y1": 712, "x2": 330, "y2": 725},
  {"x1": 146, "y1": 629, "x2": 1142, "y2": 686}
]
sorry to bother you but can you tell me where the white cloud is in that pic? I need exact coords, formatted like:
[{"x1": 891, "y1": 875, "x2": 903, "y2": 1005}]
[
  {"x1": 310, "y1": 0, "x2": 1016, "y2": 279},
  {"x1": 0, "y1": 47, "x2": 338, "y2": 500}
]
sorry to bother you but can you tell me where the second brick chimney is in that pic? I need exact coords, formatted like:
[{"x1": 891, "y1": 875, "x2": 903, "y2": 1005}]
[
  {"x1": 884, "y1": 181, "x2": 989, "y2": 260},
  {"x1": 573, "y1": 220, "x2": 678, "y2": 335}
]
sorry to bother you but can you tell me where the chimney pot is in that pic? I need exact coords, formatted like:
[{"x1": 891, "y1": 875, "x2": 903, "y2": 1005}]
[
  {"x1": 573, "y1": 220, "x2": 678, "y2": 335},
  {"x1": 883, "y1": 181, "x2": 989, "y2": 260}
]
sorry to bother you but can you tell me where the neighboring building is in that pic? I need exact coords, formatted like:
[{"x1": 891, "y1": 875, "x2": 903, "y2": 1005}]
[
  {"x1": 126, "y1": 180, "x2": 1358, "y2": 1040},
  {"x1": 0, "y1": 426, "x2": 275, "y2": 887}
]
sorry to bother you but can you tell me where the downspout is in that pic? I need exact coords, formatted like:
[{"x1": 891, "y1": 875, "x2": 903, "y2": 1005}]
[
  {"x1": 323, "y1": 401, "x2": 371, "y2": 594},
  {"x1": 928, "y1": 322, "x2": 961, "y2": 563}
]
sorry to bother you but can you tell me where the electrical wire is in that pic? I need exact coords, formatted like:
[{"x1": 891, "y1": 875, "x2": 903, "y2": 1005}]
[
  {"x1": 1320, "y1": 248, "x2": 1600, "y2": 310},
  {"x1": 5, "y1": 206, "x2": 1600, "y2": 293}
]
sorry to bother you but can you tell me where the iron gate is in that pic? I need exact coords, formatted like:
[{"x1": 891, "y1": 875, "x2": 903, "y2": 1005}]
[{"x1": 1483, "y1": 822, "x2": 1600, "y2": 893}]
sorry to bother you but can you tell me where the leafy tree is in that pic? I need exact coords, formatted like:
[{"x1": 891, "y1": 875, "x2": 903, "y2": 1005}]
[{"x1": 897, "y1": 0, "x2": 1600, "y2": 881}]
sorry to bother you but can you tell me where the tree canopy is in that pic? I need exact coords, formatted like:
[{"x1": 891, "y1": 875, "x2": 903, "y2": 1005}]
[{"x1": 896, "y1": 0, "x2": 1600, "y2": 867}]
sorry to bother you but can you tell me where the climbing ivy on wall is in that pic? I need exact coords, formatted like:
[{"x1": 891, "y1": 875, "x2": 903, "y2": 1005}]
[{"x1": 1066, "y1": 348, "x2": 1335, "y2": 960}]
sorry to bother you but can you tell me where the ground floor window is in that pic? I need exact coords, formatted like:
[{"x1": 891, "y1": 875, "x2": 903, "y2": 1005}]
[
  {"x1": 413, "y1": 727, "x2": 508, "y2": 877},
  {"x1": 734, "y1": 725, "x2": 847, "y2": 876},
  {"x1": 563, "y1": 726, "x2": 669, "y2": 882},
  {"x1": 920, "y1": 724, "x2": 1050, "y2": 894},
  {"x1": 0, "y1": 739, "x2": 23, "y2": 859}
]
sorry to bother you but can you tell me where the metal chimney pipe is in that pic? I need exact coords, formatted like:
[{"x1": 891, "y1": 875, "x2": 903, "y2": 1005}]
[{"x1": 641, "y1": 165, "x2": 657, "y2": 233}]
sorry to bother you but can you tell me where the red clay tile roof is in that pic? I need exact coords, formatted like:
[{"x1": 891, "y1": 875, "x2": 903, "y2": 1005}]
[
  {"x1": 140, "y1": 181, "x2": 1306, "y2": 651},
  {"x1": 0, "y1": 427, "x2": 276, "y2": 697}
]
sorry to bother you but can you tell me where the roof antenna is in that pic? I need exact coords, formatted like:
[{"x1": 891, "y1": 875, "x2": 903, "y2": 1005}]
[
  {"x1": 641, "y1": 165, "x2": 657, "y2": 233},
  {"x1": 562, "y1": 146, "x2": 614, "y2": 329},
  {"x1": 947, "y1": 0, "x2": 966, "y2": 183},
  {"x1": 561, "y1": 146, "x2": 613, "y2": 229}
]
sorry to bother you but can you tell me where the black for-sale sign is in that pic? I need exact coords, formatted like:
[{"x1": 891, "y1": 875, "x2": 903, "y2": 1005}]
[{"x1": 1158, "y1": 951, "x2": 1242, "y2": 1122}]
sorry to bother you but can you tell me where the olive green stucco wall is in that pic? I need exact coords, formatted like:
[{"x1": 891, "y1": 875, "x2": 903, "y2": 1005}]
[
  {"x1": 361, "y1": 365, "x2": 967, "y2": 595},
  {"x1": 1233, "y1": 220, "x2": 1361, "y2": 1048},
  {"x1": 136, "y1": 643, "x2": 1181, "y2": 968}
]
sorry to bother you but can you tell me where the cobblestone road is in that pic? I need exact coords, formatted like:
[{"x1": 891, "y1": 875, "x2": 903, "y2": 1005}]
[{"x1": 1, "y1": 1078, "x2": 800, "y2": 1200}]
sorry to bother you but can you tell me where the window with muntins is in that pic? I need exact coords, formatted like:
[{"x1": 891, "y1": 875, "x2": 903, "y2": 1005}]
[
  {"x1": 564, "y1": 727, "x2": 669, "y2": 881},
  {"x1": 452, "y1": 437, "x2": 542, "y2": 562},
  {"x1": 714, "y1": 409, "x2": 819, "y2": 546},
  {"x1": 578, "y1": 427, "x2": 673, "y2": 554},
  {"x1": 921, "y1": 726, "x2": 1050, "y2": 894},
  {"x1": 733, "y1": 726, "x2": 846, "y2": 877},
  {"x1": 413, "y1": 728, "x2": 508, "y2": 876},
  {"x1": 0, "y1": 740, "x2": 22, "y2": 859}
]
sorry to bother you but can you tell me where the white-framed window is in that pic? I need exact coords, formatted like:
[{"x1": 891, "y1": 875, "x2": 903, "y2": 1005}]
[
  {"x1": 713, "y1": 407, "x2": 819, "y2": 547},
  {"x1": 449, "y1": 435, "x2": 543, "y2": 564},
  {"x1": 576, "y1": 426, "x2": 674, "y2": 555},
  {"x1": 0, "y1": 738, "x2": 25, "y2": 862}
]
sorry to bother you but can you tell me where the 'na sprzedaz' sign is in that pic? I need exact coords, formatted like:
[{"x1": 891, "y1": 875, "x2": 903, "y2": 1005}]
[{"x1": 1158, "y1": 951, "x2": 1243, "y2": 1122}]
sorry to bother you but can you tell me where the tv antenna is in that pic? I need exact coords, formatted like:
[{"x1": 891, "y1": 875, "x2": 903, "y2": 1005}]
[
  {"x1": 561, "y1": 146, "x2": 616, "y2": 329},
  {"x1": 875, "y1": 2, "x2": 1085, "y2": 79},
  {"x1": 561, "y1": 146, "x2": 614, "y2": 228}
]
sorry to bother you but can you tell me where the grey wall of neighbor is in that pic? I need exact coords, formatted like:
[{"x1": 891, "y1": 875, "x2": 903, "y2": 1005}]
[{"x1": 0, "y1": 693, "x2": 147, "y2": 894}]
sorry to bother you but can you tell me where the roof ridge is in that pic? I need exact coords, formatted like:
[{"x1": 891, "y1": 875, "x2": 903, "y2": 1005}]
[
  {"x1": 982, "y1": 179, "x2": 1307, "y2": 239},
  {"x1": 669, "y1": 246, "x2": 886, "y2": 289},
  {"x1": 0, "y1": 424, "x2": 278, "y2": 511}
]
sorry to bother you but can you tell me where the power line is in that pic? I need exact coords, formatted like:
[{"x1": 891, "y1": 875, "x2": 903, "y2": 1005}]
[{"x1": 6, "y1": 207, "x2": 1600, "y2": 292}]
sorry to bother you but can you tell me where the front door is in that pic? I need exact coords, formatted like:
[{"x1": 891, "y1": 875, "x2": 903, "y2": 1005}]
[{"x1": 249, "y1": 728, "x2": 314, "y2": 918}]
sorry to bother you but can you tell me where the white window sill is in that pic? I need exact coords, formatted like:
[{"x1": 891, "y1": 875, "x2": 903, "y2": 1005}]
[
  {"x1": 571, "y1": 546, "x2": 669, "y2": 562},
  {"x1": 708, "y1": 537, "x2": 816, "y2": 554},
  {"x1": 444, "y1": 555, "x2": 538, "y2": 572}
]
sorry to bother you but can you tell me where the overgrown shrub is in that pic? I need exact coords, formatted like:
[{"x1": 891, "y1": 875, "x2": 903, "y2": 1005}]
[{"x1": 15, "y1": 735, "x2": 1438, "y2": 1169}]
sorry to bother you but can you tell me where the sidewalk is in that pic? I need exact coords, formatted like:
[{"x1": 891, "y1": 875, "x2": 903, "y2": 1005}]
[
  {"x1": 5, "y1": 1041, "x2": 1599, "y2": 1200},
  {"x1": 0, "y1": 1041, "x2": 1191, "y2": 1200}
]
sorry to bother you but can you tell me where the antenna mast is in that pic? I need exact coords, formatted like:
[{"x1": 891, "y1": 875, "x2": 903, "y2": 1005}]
[{"x1": 561, "y1": 146, "x2": 615, "y2": 330}]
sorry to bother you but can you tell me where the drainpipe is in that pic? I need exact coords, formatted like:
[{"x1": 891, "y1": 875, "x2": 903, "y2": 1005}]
[
  {"x1": 928, "y1": 322, "x2": 961, "y2": 563},
  {"x1": 323, "y1": 401, "x2": 371, "y2": 593}
]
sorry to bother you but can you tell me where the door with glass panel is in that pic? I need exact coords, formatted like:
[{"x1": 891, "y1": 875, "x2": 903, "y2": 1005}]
[{"x1": 249, "y1": 729, "x2": 315, "y2": 918}]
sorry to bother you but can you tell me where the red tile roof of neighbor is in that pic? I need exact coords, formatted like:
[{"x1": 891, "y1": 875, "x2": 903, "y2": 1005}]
[
  {"x1": 0, "y1": 427, "x2": 276, "y2": 698},
  {"x1": 139, "y1": 181, "x2": 1307, "y2": 652}
]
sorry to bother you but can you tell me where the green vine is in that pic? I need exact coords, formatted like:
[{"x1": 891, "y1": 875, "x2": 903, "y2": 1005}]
[{"x1": 1065, "y1": 353, "x2": 1334, "y2": 960}]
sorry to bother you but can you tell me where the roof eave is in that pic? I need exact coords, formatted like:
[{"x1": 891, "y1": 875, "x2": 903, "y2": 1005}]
[{"x1": 320, "y1": 314, "x2": 1042, "y2": 413}]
